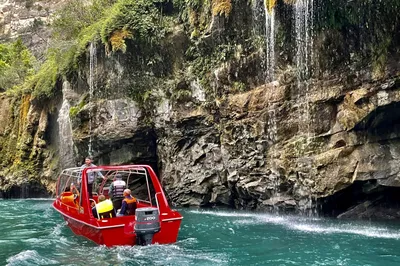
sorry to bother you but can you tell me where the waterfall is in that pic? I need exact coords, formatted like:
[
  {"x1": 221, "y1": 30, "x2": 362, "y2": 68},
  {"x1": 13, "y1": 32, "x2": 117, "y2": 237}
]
[
  {"x1": 57, "y1": 82, "x2": 75, "y2": 168},
  {"x1": 264, "y1": 1, "x2": 276, "y2": 82},
  {"x1": 267, "y1": 108, "x2": 277, "y2": 145},
  {"x1": 88, "y1": 42, "x2": 97, "y2": 157},
  {"x1": 294, "y1": 0, "x2": 316, "y2": 215},
  {"x1": 294, "y1": 0, "x2": 314, "y2": 139},
  {"x1": 295, "y1": 0, "x2": 314, "y2": 80}
]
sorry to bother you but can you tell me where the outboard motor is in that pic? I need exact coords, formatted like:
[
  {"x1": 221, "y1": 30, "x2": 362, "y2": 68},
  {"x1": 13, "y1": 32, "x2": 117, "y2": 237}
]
[{"x1": 134, "y1": 207, "x2": 160, "y2": 245}]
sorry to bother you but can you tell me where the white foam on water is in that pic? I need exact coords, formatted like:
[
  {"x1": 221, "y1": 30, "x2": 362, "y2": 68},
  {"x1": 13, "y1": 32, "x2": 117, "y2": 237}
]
[
  {"x1": 190, "y1": 210, "x2": 285, "y2": 222},
  {"x1": 190, "y1": 209, "x2": 258, "y2": 218},
  {"x1": 42, "y1": 208, "x2": 54, "y2": 219},
  {"x1": 113, "y1": 242, "x2": 230, "y2": 265},
  {"x1": 290, "y1": 223, "x2": 400, "y2": 239},
  {"x1": 50, "y1": 223, "x2": 65, "y2": 237},
  {"x1": 178, "y1": 237, "x2": 199, "y2": 245},
  {"x1": 53, "y1": 236, "x2": 74, "y2": 247},
  {"x1": 189, "y1": 210, "x2": 400, "y2": 240},
  {"x1": 6, "y1": 250, "x2": 58, "y2": 266},
  {"x1": 22, "y1": 238, "x2": 48, "y2": 245}
]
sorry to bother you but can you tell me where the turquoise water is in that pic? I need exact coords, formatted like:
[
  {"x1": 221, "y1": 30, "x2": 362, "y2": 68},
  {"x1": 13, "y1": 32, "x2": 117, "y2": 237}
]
[{"x1": 1, "y1": 200, "x2": 400, "y2": 265}]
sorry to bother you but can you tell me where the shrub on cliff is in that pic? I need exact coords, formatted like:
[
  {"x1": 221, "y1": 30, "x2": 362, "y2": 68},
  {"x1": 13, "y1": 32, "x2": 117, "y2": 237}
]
[
  {"x1": 52, "y1": 0, "x2": 116, "y2": 41},
  {"x1": 100, "y1": 0, "x2": 166, "y2": 52},
  {"x1": 0, "y1": 40, "x2": 36, "y2": 92}
]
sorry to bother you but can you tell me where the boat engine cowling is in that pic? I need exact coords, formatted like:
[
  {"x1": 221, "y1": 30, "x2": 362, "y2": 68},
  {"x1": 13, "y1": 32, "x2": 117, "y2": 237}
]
[{"x1": 134, "y1": 207, "x2": 160, "y2": 245}]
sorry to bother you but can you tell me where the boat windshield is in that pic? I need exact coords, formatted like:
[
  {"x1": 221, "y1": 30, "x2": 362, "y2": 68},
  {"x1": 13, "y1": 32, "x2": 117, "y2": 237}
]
[
  {"x1": 98, "y1": 168, "x2": 157, "y2": 206},
  {"x1": 57, "y1": 169, "x2": 82, "y2": 197}
]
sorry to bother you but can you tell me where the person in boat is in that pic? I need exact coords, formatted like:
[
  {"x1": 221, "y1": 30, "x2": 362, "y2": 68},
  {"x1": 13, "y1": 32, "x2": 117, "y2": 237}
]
[
  {"x1": 117, "y1": 189, "x2": 137, "y2": 216},
  {"x1": 61, "y1": 183, "x2": 80, "y2": 207},
  {"x1": 80, "y1": 157, "x2": 105, "y2": 198},
  {"x1": 109, "y1": 174, "x2": 126, "y2": 210},
  {"x1": 93, "y1": 194, "x2": 116, "y2": 219},
  {"x1": 70, "y1": 183, "x2": 80, "y2": 205}
]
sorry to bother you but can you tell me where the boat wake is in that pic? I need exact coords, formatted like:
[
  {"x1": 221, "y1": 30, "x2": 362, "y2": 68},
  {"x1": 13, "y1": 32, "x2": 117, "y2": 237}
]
[
  {"x1": 109, "y1": 243, "x2": 231, "y2": 266},
  {"x1": 189, "y1": 210, "x2": 400, "y2": 240},
  {"x1": 291, "y1": 223, "x2": 400, "y2": 239}
]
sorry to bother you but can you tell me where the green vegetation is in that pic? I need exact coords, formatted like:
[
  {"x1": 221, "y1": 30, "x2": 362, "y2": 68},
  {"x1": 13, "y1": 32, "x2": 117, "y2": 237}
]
[
  {"x1": 232, "y1": 81, "x2": 247, "y2": 93},
  {"x1": 100, "y1": 0, "x2": 165, "y2": 48},
  {"x1": 316, "y1": 0, "x2": 400, "y2": 76},
  {"x1": 4, "y1": 0, "x2": 398, "y2": 104},
  {"x1": 17, "y1": 0, "x2": 171, "y2": 100},
  {"x1": 1, "y1": 0, "x2": 241, "y2": 102},
  {"x1": 188, "y1": 43, "x2": 236, "y2": 93},
  {"x1": 28, "y1": 53, "x2": 59, "y2": 99},
  {"x1": 0, "y1": 40, "x2": 36, "y2": 92},
  {"x1": 52, "y1": 0, "x2": 115, "y2": 41},
  {"x1": 51, "y1": 0, "x2": 167, "y2": 55},
  {"x1": 212, "y1": 0, "x2": 232, "y2": 17},
  {"x1": 69, "y1": 96, "x2": 88, "y2": 118},
  {"x1": 128, "y1": 75, "x2": 160, "y2": 110}
]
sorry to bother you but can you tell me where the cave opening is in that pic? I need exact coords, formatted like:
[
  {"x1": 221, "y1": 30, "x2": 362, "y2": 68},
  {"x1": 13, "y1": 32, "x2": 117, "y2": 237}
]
[
  {"x1": 97, "y1": 127, "x2": 161, "y2": 178},
  {"x1": 319, "y1": 180, "x2": 400, "y2": 220},
  {"x1": 2, "y1": 182, "x2": 50, "y2": 199},
  {"x1": 354, "y1": 101, "x2": 400, "y2": 138}
]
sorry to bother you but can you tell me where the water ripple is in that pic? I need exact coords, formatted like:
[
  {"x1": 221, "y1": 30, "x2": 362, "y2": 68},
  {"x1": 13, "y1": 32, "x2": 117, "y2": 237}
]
[
  {"x1": 6, "y1": 250, "x2": 58, "y2": 266},
  {"x1": 2, "y1": 201, "x2": 400, "y2": 265}
]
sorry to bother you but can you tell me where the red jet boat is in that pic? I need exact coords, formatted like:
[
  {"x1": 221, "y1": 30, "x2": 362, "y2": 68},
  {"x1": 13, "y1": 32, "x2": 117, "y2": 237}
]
[{"x1": 53, "y1": 165, "x2": 183, "y2": 246}]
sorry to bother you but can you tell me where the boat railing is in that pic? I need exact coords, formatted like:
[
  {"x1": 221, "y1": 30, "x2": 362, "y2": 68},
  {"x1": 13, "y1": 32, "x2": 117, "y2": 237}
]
[
  {"x1": 59, "y1": 165, "x2": 162, "y2": 214},
  {"x1": 136, "y1": 199, "x2": 151, "y2": 204},
  {"x1": 155, "y1": 192, "x2": 161, "y2": 214},
  {"x1": 61, "y1": 166, "x2": 149, "y2": 176},
  {"x1": 61, "y1": 167, "x2": 83, "y2": 178}
]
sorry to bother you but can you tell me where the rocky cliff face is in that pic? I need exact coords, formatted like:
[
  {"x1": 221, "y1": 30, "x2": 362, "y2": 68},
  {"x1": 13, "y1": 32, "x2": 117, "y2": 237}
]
[
  {"x1": 0, "y1": 93, "x2": 58, "y2": 197},
  {"x1": 0, "y1": 0, "x2": 65, "y2": 56},
  {"x1": 1, "y1": 0, "x2": 400, "y2": 219}
]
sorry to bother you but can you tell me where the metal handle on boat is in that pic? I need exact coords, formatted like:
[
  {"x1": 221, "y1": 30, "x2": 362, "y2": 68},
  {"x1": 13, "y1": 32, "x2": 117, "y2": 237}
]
[
  {"x1": 155, "y1": 192, "x2": 161, "y2": 214},
  {"x1": 89, "y1": 199, "x2": 96, "y2": 217},
  {"x1": 98, "y1": 176, "x2": 108, "y2": 195}
]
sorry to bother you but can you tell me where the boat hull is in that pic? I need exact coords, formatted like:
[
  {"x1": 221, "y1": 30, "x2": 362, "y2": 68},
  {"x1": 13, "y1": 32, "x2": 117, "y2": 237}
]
[{"x1": 53, "y1": 202, "x2": 182, "y2": 246}]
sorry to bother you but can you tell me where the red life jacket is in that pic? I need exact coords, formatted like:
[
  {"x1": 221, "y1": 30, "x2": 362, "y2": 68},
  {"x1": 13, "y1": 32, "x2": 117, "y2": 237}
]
[{"x1": 123, "y1": 197, "x2": 137, "y2": 215}]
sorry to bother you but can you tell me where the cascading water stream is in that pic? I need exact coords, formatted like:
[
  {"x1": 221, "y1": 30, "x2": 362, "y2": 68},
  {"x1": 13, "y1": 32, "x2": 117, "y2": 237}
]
[
  {"x1": 295, "y1": 0, "x2": 314, "y2": 81},
  {"x1": 258, "y1": 0, "x2": 279, "y2": 211},
  {"x1": 294, "y1": 0, "x2": 316, "y2": 215},
  {"x1": 294, "y1": 0, "x2": 314, "y2": 140},
  {"x1": 88, "y1": 42, "x2": 97, "y2": 157},
  {"x1": 57, "y1": 84, "x2": 75, "y2": 168},
  {"x1": 264, "y1": 0, "x2": 276, "y2": 82},
  {"x1": 267, "y1": 108, "x2": 280, "y2": 212}
]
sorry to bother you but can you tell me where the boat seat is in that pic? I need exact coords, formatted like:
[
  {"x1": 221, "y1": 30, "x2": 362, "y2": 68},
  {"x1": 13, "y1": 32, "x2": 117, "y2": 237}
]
[
  {"x1": 112, "y1": 197, "x2": 124, "y2": 210},
  {"x1": 60, "y1": 192, "x2": 79, "y2": 208},
  {"x1": 98, "y1": 209, "x2": 116, "y2": 219}
]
